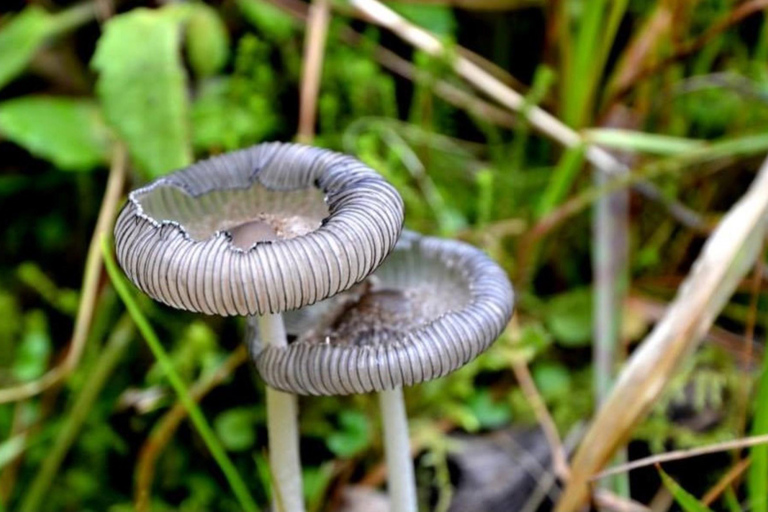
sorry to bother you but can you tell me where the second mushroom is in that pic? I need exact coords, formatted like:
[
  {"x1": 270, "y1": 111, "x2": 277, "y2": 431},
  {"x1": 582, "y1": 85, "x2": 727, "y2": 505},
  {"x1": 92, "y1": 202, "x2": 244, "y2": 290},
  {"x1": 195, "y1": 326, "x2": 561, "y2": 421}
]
[{"x1": 253, "y1": 230, "x2": 515, "y2": 512}]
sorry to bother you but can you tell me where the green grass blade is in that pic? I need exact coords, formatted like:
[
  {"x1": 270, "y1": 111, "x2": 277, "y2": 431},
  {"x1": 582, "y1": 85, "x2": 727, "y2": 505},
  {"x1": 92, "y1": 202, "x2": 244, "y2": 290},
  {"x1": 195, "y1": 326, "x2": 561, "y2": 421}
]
[
  {"x1": 749, "y1": 301, "x2": 768, "y2": 512},
  {"x1": 584, "y1": 129, "x2": 706, "y2": 155},
  {"x1": 101, "y1": 235, "x2": 260, "y2": 512},
  {"x1": 536, "y1": 144, "x2": 585, "y2": 218},
  {"x1": 658, "y1": 466, "x2": 715, "y2": 512},
  {"x1": 510, "y1": 65, "x2": 555, "y2": 172},
  {"x1": 724, "y1": 486, "x2": 742, "y2": 512}
]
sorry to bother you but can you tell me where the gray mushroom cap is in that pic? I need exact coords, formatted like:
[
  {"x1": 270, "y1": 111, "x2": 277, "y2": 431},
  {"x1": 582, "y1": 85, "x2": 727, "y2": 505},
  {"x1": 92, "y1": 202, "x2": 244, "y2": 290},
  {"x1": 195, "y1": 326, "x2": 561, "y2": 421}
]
[
  {"x1": 252, "y1": 231, "x2": 515, "y2": 396},
  {"x1": 114, "y1": 142, "x2": 404, "y2": 316}
]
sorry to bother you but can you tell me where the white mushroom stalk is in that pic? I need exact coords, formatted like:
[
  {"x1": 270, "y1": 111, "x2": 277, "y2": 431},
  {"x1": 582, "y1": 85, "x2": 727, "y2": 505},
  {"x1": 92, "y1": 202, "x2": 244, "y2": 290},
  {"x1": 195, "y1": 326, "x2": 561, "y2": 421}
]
[
  {"x1": 259, "y1": 231, "x2": 515, "y2": 512},
  {"x1": 113, "y1": 142, "x2": 404, "y2": 512}
]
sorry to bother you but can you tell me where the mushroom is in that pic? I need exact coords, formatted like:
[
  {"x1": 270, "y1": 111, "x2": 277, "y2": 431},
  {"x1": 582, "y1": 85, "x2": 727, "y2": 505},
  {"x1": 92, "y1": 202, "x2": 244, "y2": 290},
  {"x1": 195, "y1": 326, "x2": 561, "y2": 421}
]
[
  {"x1": 113, "y1": 142, "x2": 404, "y2": 512},
  {"x1": 254, "y1": 230, "x2": 515, "y2": 512}
]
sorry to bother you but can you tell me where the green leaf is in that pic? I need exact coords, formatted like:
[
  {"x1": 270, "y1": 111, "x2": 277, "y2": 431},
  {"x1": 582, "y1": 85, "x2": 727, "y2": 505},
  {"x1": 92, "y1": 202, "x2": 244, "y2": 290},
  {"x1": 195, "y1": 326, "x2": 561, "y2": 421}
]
[
  {"x1": 236, "y1": 0, "x2": 296, "y2": 42},
  {"x1": 545, "y1": 288, "x2": 593, "y2": 347},
  {"x1": 0, "y1": 97, "x2": 111, "y2": 171},
  {"x1": 532, "y1": 362, "x2": 572, "y2": 399},
  {"x1": 92, "y1": 7, "x2": 192, "y2": 178},
  {"x1": 0, "y1": 434, "x2": 26, "y2": 470},
  {"x1": 466, "y1": 390, "x2": 511, "y2": 429},
  {"x1": 13, "y1": 311, "x2": 51, "y2": 382},
  {"x1": 0, "y1": 7, "x2": 53, "y2": 91},
  {"x1": 327, "y1": 410, "x2": 371, "y2": 458},
  {"x1": 191, "y1": 78, "x2": 277, "y2": 152},
  {"x1": 214, "y1": 408, "x2": 257, "y2": 452},
  {"x1": 186, "y1": 4, "x2": 229, "y2": 78},
  {"x1": 657, "y1": 466, "x2": 715, "y2": 512}
]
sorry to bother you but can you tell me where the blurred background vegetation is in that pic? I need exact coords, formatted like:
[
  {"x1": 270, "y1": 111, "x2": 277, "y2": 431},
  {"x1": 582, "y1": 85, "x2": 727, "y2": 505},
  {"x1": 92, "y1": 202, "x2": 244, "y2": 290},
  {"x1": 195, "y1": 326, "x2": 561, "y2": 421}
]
[{"x1": 3, "y1": 0, "x2": 768, "y2": 510}]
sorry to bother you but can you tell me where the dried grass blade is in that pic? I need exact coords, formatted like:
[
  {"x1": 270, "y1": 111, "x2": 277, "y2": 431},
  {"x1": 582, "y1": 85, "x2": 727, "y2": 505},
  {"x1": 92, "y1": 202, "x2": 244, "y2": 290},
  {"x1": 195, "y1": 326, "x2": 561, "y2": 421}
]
[{"x1": 555, "y1": 154, "x2": 768, "y2": 511}]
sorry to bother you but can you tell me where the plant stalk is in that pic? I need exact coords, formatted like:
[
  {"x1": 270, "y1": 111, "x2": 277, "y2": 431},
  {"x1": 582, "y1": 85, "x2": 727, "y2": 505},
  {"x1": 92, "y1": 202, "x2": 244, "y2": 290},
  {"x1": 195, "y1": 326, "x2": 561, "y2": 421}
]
[
  {"x1": 257, "y1": 313, "x2": 305, "y2": 512},
  {"x1": 378, "y1": 387, "x2": 417, "y2": 512}
]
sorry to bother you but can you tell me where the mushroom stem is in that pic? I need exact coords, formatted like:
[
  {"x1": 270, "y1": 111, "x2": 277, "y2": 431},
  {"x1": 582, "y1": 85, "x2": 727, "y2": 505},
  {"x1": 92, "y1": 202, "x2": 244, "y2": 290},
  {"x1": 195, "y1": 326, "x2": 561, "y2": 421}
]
[
  {"x1": 257, "y1": 313, "x2": 306, "y2": 512},
  {"x1": 378, "y1": 387, "x2": 418, "y2": 512}
]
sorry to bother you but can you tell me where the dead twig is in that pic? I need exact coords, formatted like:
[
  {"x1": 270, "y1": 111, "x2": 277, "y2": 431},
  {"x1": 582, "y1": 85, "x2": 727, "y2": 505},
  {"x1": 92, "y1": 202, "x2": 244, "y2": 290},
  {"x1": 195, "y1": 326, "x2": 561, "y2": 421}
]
[
  {"x1": 510, "y1": 360, "x2": 570, "y2": 481},
  {"x1": 593, "y1": 435, "x2": 768, "y2": 481},
  {"x1": 0, "y1": 145, "x2": 127, "y2": 404},
  {"x1": 297, "y1": 0, "x2": 331, "y2": 144},
  {"x1": 702, "y1": 457, "x2": 750, "y2": 506}
]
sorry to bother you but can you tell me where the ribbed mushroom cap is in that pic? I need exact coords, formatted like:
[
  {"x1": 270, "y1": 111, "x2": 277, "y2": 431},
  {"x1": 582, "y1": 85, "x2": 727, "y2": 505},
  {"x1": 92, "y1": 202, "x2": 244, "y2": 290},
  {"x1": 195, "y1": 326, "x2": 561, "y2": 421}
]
[
  {"x1": 253, "y1": 231, "x2": 515, "y2": 396},
  {"x1": 114, "y1": 142, "x2": 404, "y2": 316}
]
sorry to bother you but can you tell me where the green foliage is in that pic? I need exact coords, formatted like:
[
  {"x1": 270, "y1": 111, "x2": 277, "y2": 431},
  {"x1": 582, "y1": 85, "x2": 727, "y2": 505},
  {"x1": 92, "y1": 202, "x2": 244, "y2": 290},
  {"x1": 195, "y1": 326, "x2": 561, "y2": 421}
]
[
  {"x1": 13, "y1": 311, "x2": 51, "y2": 382},
  {"x1": 326, "y1": 410, "x2": 372, "y2": 458},
  {"x1": 236, "y1": 0, "x2": 297, "y2": 43},
  {"x1": 7, "y1": 1, "x2": 768, "y2": 509},
  {"x1": 186, "y1": 4, "x2": 230, "y2": 78},
  {"x1": 0, "y1": 97, "x2": 111, "y2": 172},
  {"x1": 466, "y1": 390, "x2": 512, "y2": 429},
  {"x1": 0, "y1": 7, "x2": 53, "y2": 91},
  {"x1": 215, "y1": 408, "x2": 259, "y2": 452},
  {"x1": 191, "y1": 35, "x2": 279, "y2": 152},
  {"x1": 92, "y1": 7, "x2": 192, "y2": 178},
  {"x1": 545, "y1": 288, "x2": 593, "y2": 347}
]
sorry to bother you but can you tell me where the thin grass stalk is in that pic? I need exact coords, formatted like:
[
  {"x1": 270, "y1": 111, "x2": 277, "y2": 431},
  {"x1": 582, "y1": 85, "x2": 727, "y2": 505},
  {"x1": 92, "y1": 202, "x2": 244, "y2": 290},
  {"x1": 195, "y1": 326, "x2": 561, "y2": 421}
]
[
  {"x1": 592, "y1": 161, "x2": 630, "y2": 499},
  {"x1": 748, "y1": 298, "x2": 768, "y2": 512},
  {"x1": 563, "y1": 0, "x2": 608, "y2": 127},
  {"x1": 101, "y1": 237, "x2": 259, "y2": 512},
  {"x1": 297, "y1": 0, "x2": 331, "y2": 144}
]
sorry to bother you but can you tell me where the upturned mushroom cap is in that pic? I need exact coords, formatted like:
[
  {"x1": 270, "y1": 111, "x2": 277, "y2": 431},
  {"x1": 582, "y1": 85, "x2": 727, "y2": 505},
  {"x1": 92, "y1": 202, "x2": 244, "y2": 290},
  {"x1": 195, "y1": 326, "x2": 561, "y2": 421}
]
[
  {"x1": 252, "y1": 231, "x2": 515, "y2": 395},
  {"x1": 114, "y1": 142, "x2": 404, "y2": 316}
]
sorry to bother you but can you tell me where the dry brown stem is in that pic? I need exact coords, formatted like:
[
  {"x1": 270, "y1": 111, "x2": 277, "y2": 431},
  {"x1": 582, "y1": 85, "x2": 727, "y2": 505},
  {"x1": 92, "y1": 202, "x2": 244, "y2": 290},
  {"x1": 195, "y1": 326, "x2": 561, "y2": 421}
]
[{"x1": 0, "y1": 145, "x2": 127, "y2": 403}]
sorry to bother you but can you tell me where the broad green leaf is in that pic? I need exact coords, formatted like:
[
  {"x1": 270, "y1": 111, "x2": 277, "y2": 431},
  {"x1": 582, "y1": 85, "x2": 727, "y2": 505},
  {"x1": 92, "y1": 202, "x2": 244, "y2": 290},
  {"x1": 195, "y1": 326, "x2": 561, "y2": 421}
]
[
  {"x1": 657, "y1": 467, "x2": 715, "y2": 512},
  {"x1": 186, "y1": 4, "x2": 229, "y2": 78},
  {"x1": 0, "y1": 97, "x2": 111, "y2": 171},
  {"x1": 0, "y1": 7, "x2": 53, "y2": 91},
  {"x1": 92, "y1": 7, "x2": 192, "y2": 178},
  {"x1": 545, "y1": 288, "x2": 593, "y2": 347}
]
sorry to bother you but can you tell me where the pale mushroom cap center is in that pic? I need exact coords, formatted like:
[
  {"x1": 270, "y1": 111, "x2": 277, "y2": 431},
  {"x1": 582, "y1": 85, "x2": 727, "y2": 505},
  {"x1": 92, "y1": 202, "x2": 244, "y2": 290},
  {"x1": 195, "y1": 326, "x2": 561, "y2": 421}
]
[{"x1": 139, "y1": 181, "x2": 330, "y2": 247}]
